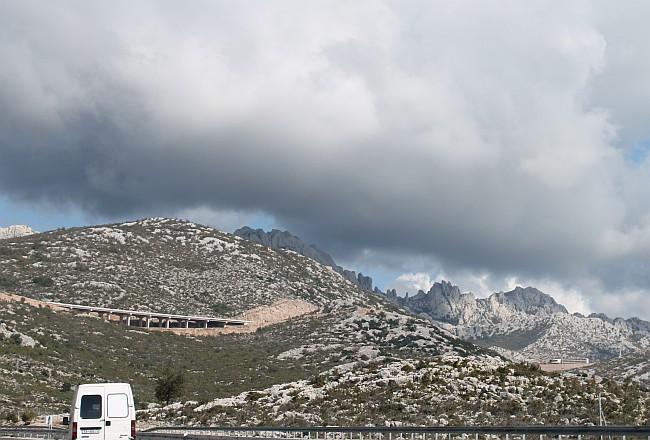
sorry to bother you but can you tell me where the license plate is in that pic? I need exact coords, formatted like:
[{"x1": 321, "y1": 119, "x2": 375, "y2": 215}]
[{"x1": 82, "y1": 429, "x2": 100, "y2": 434}]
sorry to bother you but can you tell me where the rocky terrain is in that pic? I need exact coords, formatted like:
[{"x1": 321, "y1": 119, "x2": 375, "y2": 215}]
[
  {"x1": 233, "y1": 227, "x2": 650, "y2": 371},
  {"x1": 0, "y1": 225, "x2": 35, "y2": 240},
  {"x1": 234, "y1": 226, "x2": 373, "y2": 290},
  {"x1": 144, "y1": 354, "x2": 650, "y2": 427},
  {"x1": 384, "y1": 281, "x2": 650, "y2": 365},
  {"x1": 1, "y1": 218, "x2": 649, "y2": 426},
  {"x1": 0, "y1": 218, "x2": 386, "y2": 316},
  {"x1": 0, "y1": 218, "x2": 484, "y2": 418},
  {"x1": 579, "y1": 348, "x2": 650, "y2": 389}
]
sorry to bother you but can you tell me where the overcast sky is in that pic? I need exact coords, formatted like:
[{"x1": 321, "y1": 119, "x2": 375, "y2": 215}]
[{"x1": 2, "y1": 1, "x2": 650, "y2": 319}]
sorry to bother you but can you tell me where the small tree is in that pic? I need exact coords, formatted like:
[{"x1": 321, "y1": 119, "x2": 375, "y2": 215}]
[{"x1": 154, "y1": 368, "x2": 185, "y2": 405}]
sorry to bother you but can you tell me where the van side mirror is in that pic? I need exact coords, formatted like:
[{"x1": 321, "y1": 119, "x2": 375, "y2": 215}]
[{"x1": 63, "y1": 416, "x2": 69, "y2": 426}]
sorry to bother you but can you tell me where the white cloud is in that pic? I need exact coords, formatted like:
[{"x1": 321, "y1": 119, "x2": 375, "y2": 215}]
[
  {"x1": 388, "y1": 272, "x2": 434, "y2": 297},
  {"x1": 3, "y1": 1, "x2": 650, "y2": 319}
]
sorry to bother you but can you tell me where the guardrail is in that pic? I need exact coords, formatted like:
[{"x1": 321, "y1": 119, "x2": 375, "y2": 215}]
[
  {"x1": 4, "y1": 424, "x2": 649, "y2": 440},
  {"x1": 138, "y1": 426, "x2": 650, "y2": 440},
  {"x1": 0, "y1": 426, "x2": 67, "y2": 440}
]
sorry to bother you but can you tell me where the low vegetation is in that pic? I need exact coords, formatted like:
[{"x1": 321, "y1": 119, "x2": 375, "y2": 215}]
[{"x1": 1, "y1": 218, "x2": 648, "y2": 427}]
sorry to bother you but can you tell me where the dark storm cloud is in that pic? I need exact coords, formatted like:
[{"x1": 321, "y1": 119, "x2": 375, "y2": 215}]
[{"x1": 2, "y1": 1, "x2": 650, "y2": 318}]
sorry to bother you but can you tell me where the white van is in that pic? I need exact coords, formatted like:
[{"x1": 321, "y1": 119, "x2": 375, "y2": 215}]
[{"x1": 66, "y1": 383, "x2": 136, "y2": 440}]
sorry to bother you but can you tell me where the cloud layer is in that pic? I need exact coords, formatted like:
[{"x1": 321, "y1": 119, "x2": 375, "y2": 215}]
[{"x1": 2, "y1": 1, "x2": 650, "y2": 318}]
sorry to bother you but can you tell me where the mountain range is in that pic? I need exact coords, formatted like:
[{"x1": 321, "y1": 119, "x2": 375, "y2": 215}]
[
  {"x1": 231, "y1": 225, "x2": 650, "y2": 366},
  {"x1": 0, "y1": 218, "x2": 484, "y2": 417},
  {"x1": 234, "y1": 226, "x2": 373, "y2": 290},
  {"x1": 0, "y1": 224, "x2": 35, "y2": 240},
  {"x1": 1, "y1": 218, "x2": 649, "y2": 425},
  {"x1": 383, "y1": 281, "x2": 650, "y2": 363}
]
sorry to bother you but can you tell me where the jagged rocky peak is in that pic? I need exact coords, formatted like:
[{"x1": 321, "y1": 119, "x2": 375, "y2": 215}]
[
  {"x1": 492, "y1": 286, "x2": 568, "y2": 315},
  {"x1": 233, "y1": 226, "x2": 373, "y2": 291},
  {"x1": 384, "y1": 279, "x2": 650, "y2": 364},
  {"x1": 235, "y1": 226, "x2": 338, "y2": 267},
  {"x1": 0, "y1": 225, "x2": 36, "y2": 240},
  {"x1": 387, "y1": 281, "x2": 570, "y2": 328},
  {"x1": 426, "y1": 281, "x2": 478, "y2": 323},
  {"x1": 397, "y1": 281, "x2": 478, "y2": 325}
]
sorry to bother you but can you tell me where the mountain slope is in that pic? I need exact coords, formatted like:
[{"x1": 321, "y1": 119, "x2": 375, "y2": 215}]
[
  {"x1": 234, "y1": 226, "x2": 373, "y2": 290},
  {"x1": 580, "y1": 348, "x2": 650, "y2": 389},
  {"x1": 2, "y1": 218, "x2": 649, "y2": 426},
  {"x1": 145, "y1": 354, "x2": 650, "y2": 427},
  {"x1": 1, "y1": 218, "x2": 384, "y2": 316},
  {"x1": 0, "y1": 218, "x2": 486, "y2": 416},
  {"x1": 385, "y1": 281, "x2": 650, "y2": 363}
]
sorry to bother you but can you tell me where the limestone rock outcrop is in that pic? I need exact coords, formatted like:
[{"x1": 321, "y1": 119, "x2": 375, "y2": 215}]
[{"x1": 0, "y1": 225, "x2": 36, "y2": 240}]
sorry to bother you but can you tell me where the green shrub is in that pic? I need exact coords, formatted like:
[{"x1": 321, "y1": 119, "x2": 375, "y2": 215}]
[
  {"x1": 32, "y1": 276, "x2": 54, "y2": 287},
  {"x1": 4, "y1": 411, "x2": 19, "y2": 423},
  {"x1": 21, "y1": 410, "x2": 36, "y2": 425}
]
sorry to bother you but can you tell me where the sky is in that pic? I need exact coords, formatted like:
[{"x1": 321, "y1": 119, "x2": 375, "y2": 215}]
[{"x1": 2, "y1": 1, "x2": 650, "y2": 319}]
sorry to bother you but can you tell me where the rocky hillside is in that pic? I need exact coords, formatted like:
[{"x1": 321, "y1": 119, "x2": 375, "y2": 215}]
[
  {"x1": 384, "y1": 281, "x2": 650, "y2": 363},
  {"x1": 234, "y1": 226, "x2": 373, "y2": 290},
  {"x1": 2, "y1": 218, "x2": 649, "y2": 426},
  {"x1": 579, "y1": 348, "x2": 650, "y2": 389},
  {"x1": 1, "y1": 218, "x2": 386, "y2": 316},
  {"x1": 143, "y1": 354, "x2": 650, "y2": 427},
  {"x1": 0, "y1": 218, "x2": 487, "y2": 417},
  {"x1": 231, "y1": 228, "x2": 650, "y2": 368}
]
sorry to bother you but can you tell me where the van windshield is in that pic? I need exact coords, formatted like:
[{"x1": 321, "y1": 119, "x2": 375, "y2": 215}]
[{"x1": 80, "y1": 395, "x2": 102, "y2": 419}]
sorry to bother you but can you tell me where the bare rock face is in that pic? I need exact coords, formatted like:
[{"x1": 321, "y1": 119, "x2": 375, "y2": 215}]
[
  {"x1": 385, "y1": 280, "x2": 650, "y2": 363},
  {"x1": 490, "y1": 286, "x2": 567, "y2": 316},
  {"x1": 404, "y1": 281, "x2": 478, "y2": 325},
  {"x1": 0, "y1": 225, "x2": 36, "y2": 240},
  {"x1": 393, "y1": 282, "x2": 567, "y2": 328}
]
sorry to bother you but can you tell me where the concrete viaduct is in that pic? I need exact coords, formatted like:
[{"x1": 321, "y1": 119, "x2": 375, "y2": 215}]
[{"x1": 46, "y1": 301, "x2": 250, "y2": 329}]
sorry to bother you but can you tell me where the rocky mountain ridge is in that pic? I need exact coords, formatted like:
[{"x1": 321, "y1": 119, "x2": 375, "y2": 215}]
[
  {"x1": 1, "y1": 217, "x2": 650, "y2": 425},
  {"x1": 1, "y1": 218, "x2": 382, "y2": 315},
  {"x1": 0, "y1": 218, "x2": 489, "y2": 414},
  {"x1": 384, "y1": 281, "x2": 650, "y2": 364},
  {"x1": 0, "y1": 224, "x2": 36, "y2": 240},
  {"x1": 234, "y1": 226, "x2": 373, "y2": 290},
  {"x1": 231, "y1": 227, "x2": 650, "y2": 367}
]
